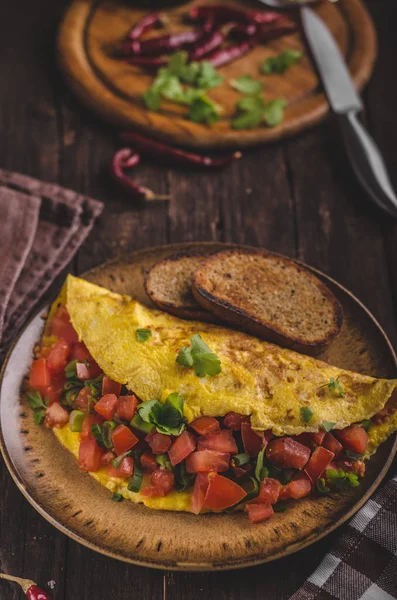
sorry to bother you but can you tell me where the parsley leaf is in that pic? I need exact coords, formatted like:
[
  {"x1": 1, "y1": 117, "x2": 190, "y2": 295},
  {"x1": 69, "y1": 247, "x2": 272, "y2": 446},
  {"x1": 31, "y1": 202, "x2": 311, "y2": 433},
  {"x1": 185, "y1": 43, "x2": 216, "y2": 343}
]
[
  {"x1": 188, "y1": 96, "x2": 220, "y2": 125},
  {"x1": 176, "y1": 334, "x2": 222, "y2": 377},
  {"x1": 321, "y1": 376, "x2": 345, "y2": 397},
  {"x1": 300, "y1": 406, "x2": 314, "y2": 424},
  {"x1": 142, "y1": 87, "x2": 162, "y2": 111},
  {"x1": 34, "y1": 409, "x2": 47, "y2": 425},
  {"x1": 196, "y1": 62, "x2": 224, "y2": 89},
  {"x1": 255, "y1": 447, "x2": 267, "y2": 482},
  {"x1": 322, "y1": 421, "x2": 336, "y2": 432},
  {"x1": 138, "y1": 393, "x2": 186, "y2": 435},
  {"x1": 231, "y1": 74, "x2": 264, "y2": 95},
  {"x1": 27, "y1": 391, "x2": 46, "y2": 410},
  {"x1": 136, "y1": 328, "x2": 152, "y2": 343},
  {"x1": 261, "y1": 49, "x2": 302, "y2": 75},
  {"x1": 263, "y1": 98, "x2": 287, "y2": 127},
  {"x1": 326, "y1": 468, "x2": 360, "y2": 491}
]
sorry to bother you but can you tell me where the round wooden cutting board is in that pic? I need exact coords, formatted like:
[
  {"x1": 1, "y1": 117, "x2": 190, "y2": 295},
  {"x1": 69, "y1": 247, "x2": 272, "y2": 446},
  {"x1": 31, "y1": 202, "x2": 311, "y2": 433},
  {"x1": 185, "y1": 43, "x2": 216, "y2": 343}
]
[
  {"x1": 0, "y1": 242, "x2": 396, "y2": 571},
  {"x1": 57, "y1": 0, "x2": 377, "y2": 149}
]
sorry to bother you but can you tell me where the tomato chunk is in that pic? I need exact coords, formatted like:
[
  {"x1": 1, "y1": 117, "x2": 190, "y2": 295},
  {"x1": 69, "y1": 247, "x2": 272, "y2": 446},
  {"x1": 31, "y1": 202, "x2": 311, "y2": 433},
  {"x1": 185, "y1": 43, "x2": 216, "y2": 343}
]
[
  {"x1": 115, "y1": 395, "x2": 138, "y2": 422},
  {"x1": 322, "y1": 433, "x2": 343, "y2": 457},
  {"x1": 94, "y1": 394, "x2": 119, "y2": 420},
  {"x1": 78, "y1": 439, "x2": 104, "y2": 472},
  {"x1": 279, "y1": 473, "x2": 312, "y2": 500},
  {"x1": 203, "y1": 473, "x2": 247, "y2": 510},
  {"x1": 246, "y1": 503, "x2": 274, "y2": 524},
  {"x1": 100, "y1": 451, "x2": 116, "y2": 467},
  {"x1": 266, "y1": 437, "x2": 311, "y2": 470},
  {"x1": 140, "y1": 451, "x2": 158, "y2": 473},
  {"x1": 49, "y1": 306, "x2": 78, "y2": 344},
  {"x1": 304, "y1": 446, "x2": 335, "y2": 483},
  {"x1": 334, "y1": 425, "x2": 368, "y2": 455},
  {"x1": 29, "y1": 358, "x2": 51, "y2": 391},
  {"x1": 47, "y1": 339, "x2": 70, "y2": 374},
  {"x1": 190, "y1": 416, "x2": 220, "y2": 436},
  {"x1": 146, "y1": 431, "x2": 172, "y2": 454},
  {"x1": 257, "y1": 478, "x2": 280, "y2": 504},
  {"x1": 70, "y1": 343, "x2": 102, "y2": 377},
  {"x1": 197, "y1": 429, "x2": 238, "y2": 454},
  {"x1": 44, "y1": 401, "x2": 69, "y2": 428},
  {"x1": 80, "y1": 413, "x2": 104, "y2": 441},
  {"x1": 223, "y1": 412, "x2": 249, "y2": 431},
  {"x1": 241, "y1": 422, "x2": 265, "y2": 457},
  {"x1": 186, "y1": 450, "x2": 230, "y2": 473},
  {"x1": 191, "y1": 473, "x2": 210, "y2": 514},
  {"x1": 74, "y1": 387, "x2": 95, "y2": 411},
  {"x1": 141, "y1": 468, "x2": 175, "y2": 497},
  {"x1": 102, "y1": 376, "x2": 122, "y2": 397},
  {"x1": 107, "y1": 456, "x2": 134, "y2": 478},
  {"x1": 112, "y1": 424, "x2": 139, "y2": 455},
  {"x1": 76, "y1": 362, "x2": 93, "y2": 381},
  {"x1": 169, "y1": 431, "x2": 196, "y2": 466}
]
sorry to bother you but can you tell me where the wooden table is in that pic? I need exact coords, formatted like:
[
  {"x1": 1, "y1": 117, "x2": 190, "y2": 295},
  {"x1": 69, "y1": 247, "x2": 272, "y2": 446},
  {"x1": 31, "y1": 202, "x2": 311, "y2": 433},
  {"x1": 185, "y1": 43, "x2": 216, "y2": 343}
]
[{"x1": 1, "y1": 0, "x2": 396, "y2": 598}]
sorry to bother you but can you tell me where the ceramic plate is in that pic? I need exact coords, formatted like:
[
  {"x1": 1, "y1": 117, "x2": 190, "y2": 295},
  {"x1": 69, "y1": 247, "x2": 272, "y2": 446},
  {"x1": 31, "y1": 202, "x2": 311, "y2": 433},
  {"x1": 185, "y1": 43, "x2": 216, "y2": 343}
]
[{"x1": 1, "y1": 242, "x2": 396, "y2": 571}]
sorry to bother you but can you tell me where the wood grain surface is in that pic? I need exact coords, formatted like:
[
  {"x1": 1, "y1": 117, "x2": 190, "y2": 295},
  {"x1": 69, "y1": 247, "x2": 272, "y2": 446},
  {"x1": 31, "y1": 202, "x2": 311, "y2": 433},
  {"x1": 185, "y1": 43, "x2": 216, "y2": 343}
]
[
  {"x1": 0, "y1": 0, "x2": 396, "y2": 598},
  {"x1": 57, "y1": 0, "x2": 377, "y2": 148}
]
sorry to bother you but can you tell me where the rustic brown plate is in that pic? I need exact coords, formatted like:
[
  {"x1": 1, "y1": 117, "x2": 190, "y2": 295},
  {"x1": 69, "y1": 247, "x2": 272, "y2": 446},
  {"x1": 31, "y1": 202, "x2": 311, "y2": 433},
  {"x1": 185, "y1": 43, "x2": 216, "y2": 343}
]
[{"x1": 0, "y1": 242, "x2": 396, "y2": 571}]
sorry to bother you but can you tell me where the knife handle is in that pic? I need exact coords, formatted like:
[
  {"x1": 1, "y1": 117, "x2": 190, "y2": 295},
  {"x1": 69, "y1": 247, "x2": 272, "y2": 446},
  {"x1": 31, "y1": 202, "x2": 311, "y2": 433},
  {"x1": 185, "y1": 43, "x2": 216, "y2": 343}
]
[{"x1": 338, "y1": 112, "x2": 397, "y2": 217}]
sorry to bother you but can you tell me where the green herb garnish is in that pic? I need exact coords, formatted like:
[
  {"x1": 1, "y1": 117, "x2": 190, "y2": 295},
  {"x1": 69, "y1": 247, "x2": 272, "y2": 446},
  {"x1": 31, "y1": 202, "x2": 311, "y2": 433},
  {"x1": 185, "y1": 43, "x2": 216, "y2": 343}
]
[
  {"x1": 188, "y1": 96, "x2": 221, "y2": 125},
  {"x1": 138, "y1": 393, "x2": 186, "y2": 436},
  {"x1": 232, "y1": 95, "x2": 286, "y2": 129},
  {"x1": 136, "y1": 328, "x2": 152, "y2": 343},
  {"x1": 263, "y1": 98, "x2": 287, "y2": 127},
  {"x1": 111, "y1": 493, "x2": 124, "y2": 502},
  {"x1": 156, "y1": 454, "x2": 173, "y2": 472},
  {"x1": 232, "y1": 452, "x2": 250, "y2": 467},
  {"x1": 92, "y1": 424, "x2": 106, "y2": 447},
  {"x1": 322, "y1": 421, "x2": 336, "y2": 432},
  {"x1": 128, "y1": 461, "x2": 143, "y2": 493},
  {"x1": 254, "y1": 447, "x2": 267, "y2": 482},
  {"x1": 325, "y1": 468, "x2": 360, "y2": 491},
  {"x1": 174, "y1": 462, "x2": 196, "y2": 492},
  {"x1": 130, "y1": 413, "x2": 155, "y2": 434},
  {"x1": 27, "y1": 391, "x2": 47, "y2": 410},
  {"x1": 321, "y1": 376, "x2": 345, "y2": 397},
  {"x1": 176, "y1": 334, "x2": 222, "y2": 377},
  {"x1": 196, "y1": 61, "x2": 224, "y2": 89},
  {"x1": 111, "y1": 450, "x2": 131, "y2": 469},
  {"x1": 231, "y1": 74, "x2": 264, "y2": 95},
  {"x1": 34, "y1": 410, "x2": 46, "y2": 425},
  {"x1": 300, "y1": 406, "x2": 314, "y2": 424},
  {"x1": 261, "y1": 50, "x2": 302, "y2": 75},
  {"x1": 359, "y1": 419, "x2": 373, "y2": 431},
  {"x1": 316, "y1": 477, "x2": 330, "y2": 496}
]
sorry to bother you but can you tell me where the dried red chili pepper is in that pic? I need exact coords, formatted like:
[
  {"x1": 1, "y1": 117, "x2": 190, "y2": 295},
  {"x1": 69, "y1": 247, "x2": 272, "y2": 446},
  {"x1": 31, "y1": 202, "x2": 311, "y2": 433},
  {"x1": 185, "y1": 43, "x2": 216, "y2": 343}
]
[
  {"x1": 123, "y1": 30, "x2": 203, "y2": 56},
  {"x1": 189, "y1": 5, "x2": 282, "y2": 27},
  {"x1": 119, "y1": 132, "x2": 242, "y2": 169},
  {"x1": 125, "y1": 56, "x2": 168, "y2": 71},
  {"x1": 205, "y1": 40, "x2": 254, "y2": 68},
  {"x1": 190, "y1": 30, "x2": 225, "y2": 61},
  {"x1": 0, "y1": 573, "x2": 52, "y2": 600},
  {"x1": 255, "y1": 20, "x2": 297, "y2": 43},
  {"x1": 229, "y1": 23, "x2": 258, "y2": 39},
  {"x1": 111, "y1": 148, "x2": 171, "y2": 202},
  {"x1": 127, "y1": 12, "x2": 166, "y2": 40}
]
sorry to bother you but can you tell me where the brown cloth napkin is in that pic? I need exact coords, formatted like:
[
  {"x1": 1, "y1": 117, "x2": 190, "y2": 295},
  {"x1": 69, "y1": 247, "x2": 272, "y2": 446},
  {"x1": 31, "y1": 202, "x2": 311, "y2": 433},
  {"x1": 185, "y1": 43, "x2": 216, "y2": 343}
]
[{"x1": 0, "y1": 170, "x2": 103, "y2": 356}]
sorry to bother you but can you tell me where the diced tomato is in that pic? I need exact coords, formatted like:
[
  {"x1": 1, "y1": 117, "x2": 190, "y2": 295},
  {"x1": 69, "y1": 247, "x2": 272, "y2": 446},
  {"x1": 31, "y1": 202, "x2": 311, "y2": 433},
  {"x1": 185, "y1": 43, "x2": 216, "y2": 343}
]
[
  {"x1": 78, "y1": 439, "x2": 104, "y2": 472},
  {"x1": 241, "y1": 422, "x2": 265, "y2": 457},
  {"x1": 140, "y1": 486, "x2": 165, "y2": 498},
  {"x1": 334, "y1": 459, "x2": 366, "y2": 478},
  {"x1": 246, "y1": 503, "x2": 274, "y2": 524},
  {"x1": 191, "y1": 472, "x2": 210, "y2": 514},
  {"x1": 304, "y1": 446, "x2": 335, "y2": 483},
  {"x1": 49, "y1": 306, "x2": 78, "y2": 345},
  {"x1": 186, "y1": 450, "x2": 230, "y2": 473},
  {"x1": 293, "y1": 431, "x2": 325, "y2": 448},
  {"x1": 47, "y1": 339, "x2": 70, "y2": 374},
  {"x1": 112, "y1": 424, "x2": 139, "y2": 455},
  {"x1": 190, "y1": 416, "x2": 220, "y2": 436},
  {"x1": 232, "y1": 464, "x2": 252, "y2": 479},
  {"x1": 107, "y1": 456, "x2": 134, "y2": 478},
  {"x1": 266, "y1": 437, "x2": 311, "y2": 470},
  {"x1": 203, "y1": 473, "x2": 247, "y2": 510},
  {"x1": 75, "y1": 362, "x2": 92, "y2": 380},
  {"x1": 169, "y1": 431, "x2": 197, "y2": 466},
  {"x1": 264, "y1": 430, "x2": 274, "y2": 443},
  {"x1": 223, "y1": 412, "x2": 249, "y2": 431},
  {"x1": 69, "y1": 342, "x2": 102, "y2": 378},
  {"x1": 80, "y1": 413, "x2": 104, "y2": 442},
  {"x1": 74, "y1": 387, "x2": 95, "y2": 411},
  {"x1": 44, "y1": 386, "x2": 62, "y2": 406},
  {"x1": 334, "y1": 425, "x2": 369, "y2": 455},
  {"x1": 197, "y1": 429, "x2": 238, "y2": 454},
  {"x1": 312, "y1": 431, "x2": 326, "y2": 445},
  {"x1": 322, "y1": 433, "x2": 343, "y2": 457},
  {"x1": 44, "y1": 401, "x2": 69, "y2": 428},
  {"x1": 151, "y1": 467, "x2": 175, "y2": 494},
  {"x1": 257, "y1": 478, "x2": 280, "y2": 504},
  {"x1": 115, "y1": 395, "x2": 138, "y2": 422},
  {"x1": 102, "y1": 376, "x2": 122, "y2": 397},
  {"x1": 145, "y1": 431, "x2": 172, "y2": 454},
  {"x1": 279, "y1": 473, "x2": 312, "y2": 500},
  {"x1": 140, "y1": 451, "x2": 158, "y2": 473},
  {"x1": 29, "y1": 358, "x2": 51, "y2": 391},
  {"x1": 100, "y1": 451, "x2": 116, "y2": 467},
  {"x1": 94, "y1": 394, "x2": 119, "y2": 420}
]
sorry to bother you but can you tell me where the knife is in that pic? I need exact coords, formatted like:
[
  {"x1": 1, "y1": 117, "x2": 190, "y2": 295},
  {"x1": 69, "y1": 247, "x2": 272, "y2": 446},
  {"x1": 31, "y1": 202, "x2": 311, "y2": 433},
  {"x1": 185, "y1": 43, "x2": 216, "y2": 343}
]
[{"x1": 300, "y1": 6, "x2": 397, "y2": 217}]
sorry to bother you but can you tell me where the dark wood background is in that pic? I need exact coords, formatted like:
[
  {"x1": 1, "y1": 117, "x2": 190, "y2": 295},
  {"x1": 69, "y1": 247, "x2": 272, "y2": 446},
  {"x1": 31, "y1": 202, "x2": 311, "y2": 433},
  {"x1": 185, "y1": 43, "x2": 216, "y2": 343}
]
[{"x1": 1, "y1": 0, "x2": 396, "y2": 598}]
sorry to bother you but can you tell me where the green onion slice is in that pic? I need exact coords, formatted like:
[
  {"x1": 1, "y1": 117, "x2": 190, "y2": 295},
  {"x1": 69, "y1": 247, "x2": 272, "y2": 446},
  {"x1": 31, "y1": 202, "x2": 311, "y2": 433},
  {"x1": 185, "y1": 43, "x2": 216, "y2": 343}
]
[
  {"x1": 111, "y1": 493, "x2": 124, "y2": 502},
  {"x1": 232, "y1": 452, "x2": 250, "y2": 467},
  {"x1": 102, "y1": 421, "x2": 116, "y2": 449},
  {"x1": 130, "y1": 413, "x2": 155, "y2": 434},
  {"x1": 69, "y1": 410, "x2": 85, "y2": 432},
  {"x1": 156, "y1": 454, "x2": 173, "y2": 472},
  {"x1": 128, "y1": 461, "x2": 143, "y2": 493}
]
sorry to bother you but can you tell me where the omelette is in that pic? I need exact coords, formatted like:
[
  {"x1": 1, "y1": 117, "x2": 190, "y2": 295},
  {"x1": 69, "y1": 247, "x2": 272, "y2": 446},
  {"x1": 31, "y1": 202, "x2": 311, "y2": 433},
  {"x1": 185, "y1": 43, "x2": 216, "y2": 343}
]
[{"x1": 26, "y1": 275, "x2": 397, "y2": 522}]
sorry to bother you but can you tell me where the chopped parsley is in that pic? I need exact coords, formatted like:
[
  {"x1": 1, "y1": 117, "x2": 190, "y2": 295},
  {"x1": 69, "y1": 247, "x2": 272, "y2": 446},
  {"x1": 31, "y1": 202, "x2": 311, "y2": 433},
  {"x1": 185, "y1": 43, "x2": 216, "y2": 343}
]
[
  {"x1": 27, "y1": 391, "x2": 48, "y2": 425},
  {"x1": 255, "y1": 447, "x2": 267, "y2": 482},
  {"x1": 261, "y1": 49, "x2": 302, "y2": 75},
  {"x1": 176, "y1": 334, "x2": 222, "y2": 377},
  {"x1": 300, "y1": 406, "x2": 314, "y2": 424},
  {"x1": 321, "y1": 376, "x2": 345, "y2": 397},
  {"x1": 263, "y1": 98, "x2": 287, "y2": 127},
  {"x1": 188, "y1": 96, "x2": 221, "y2": 125},
  {"x1": 136, "y1": 328, "x2": 152, "y2": 343},
  {"x1": 322, "y1": 421, "x2": 336, "y2": 432},
  {"x1": 138, "y1": 392, "x2": 186, "y2": 436},
  {"x1": 232, "y1": 95, "x2": 287, "y2": 129},
  {"x1": 230, "y1": 74, "x2": 264, "y2": 95},
  {"x1": 33, "y1": 410, "x2": 46, "y2": 425},
  {"x1": 326, "y1": 468, "x2": 360, "y2": 491}
]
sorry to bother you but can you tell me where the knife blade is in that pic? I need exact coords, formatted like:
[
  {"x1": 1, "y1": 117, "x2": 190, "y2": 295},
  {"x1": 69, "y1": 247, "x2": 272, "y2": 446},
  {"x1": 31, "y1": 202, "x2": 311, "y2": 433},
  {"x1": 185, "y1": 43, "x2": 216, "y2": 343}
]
[{"x1": 300, "y1": 6, "x2": 363, "y2": 114}]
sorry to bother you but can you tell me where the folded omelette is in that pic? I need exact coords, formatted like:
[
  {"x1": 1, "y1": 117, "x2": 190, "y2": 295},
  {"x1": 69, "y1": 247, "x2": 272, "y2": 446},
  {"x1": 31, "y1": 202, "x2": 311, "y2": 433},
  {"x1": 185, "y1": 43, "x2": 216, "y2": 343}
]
[{"x1": 27, "y1": 275, "x2": 397, "y2": 519}]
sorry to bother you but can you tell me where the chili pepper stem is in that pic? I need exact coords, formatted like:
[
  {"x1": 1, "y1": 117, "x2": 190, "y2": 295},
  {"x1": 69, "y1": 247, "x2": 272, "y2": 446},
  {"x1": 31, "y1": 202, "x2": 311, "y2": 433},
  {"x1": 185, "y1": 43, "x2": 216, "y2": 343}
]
[
  {"x1": 142, "y1": 188, "x2": 171, "y2": 202},
  {"x1": 0, "y1": 573, "x2": 36, "y2": 593}
]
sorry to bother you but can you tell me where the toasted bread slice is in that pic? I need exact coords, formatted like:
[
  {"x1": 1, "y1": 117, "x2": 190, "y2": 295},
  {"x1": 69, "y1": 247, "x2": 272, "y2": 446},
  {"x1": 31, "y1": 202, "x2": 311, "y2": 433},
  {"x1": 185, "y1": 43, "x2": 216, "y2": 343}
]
[
  {"x1": 192, "y1": 249, "x2": 343, "y2": 353},
  {"x1": 144, "y1": 252, "x2": 214, "y2": 322}
]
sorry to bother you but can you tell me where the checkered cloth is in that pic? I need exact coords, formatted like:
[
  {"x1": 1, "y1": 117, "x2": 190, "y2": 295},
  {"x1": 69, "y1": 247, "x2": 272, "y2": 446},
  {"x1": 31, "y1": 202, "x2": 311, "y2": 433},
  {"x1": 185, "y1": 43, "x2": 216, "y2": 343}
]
[{"x1": 290, "y1": 474, "x2": 397, "y2": 600}]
